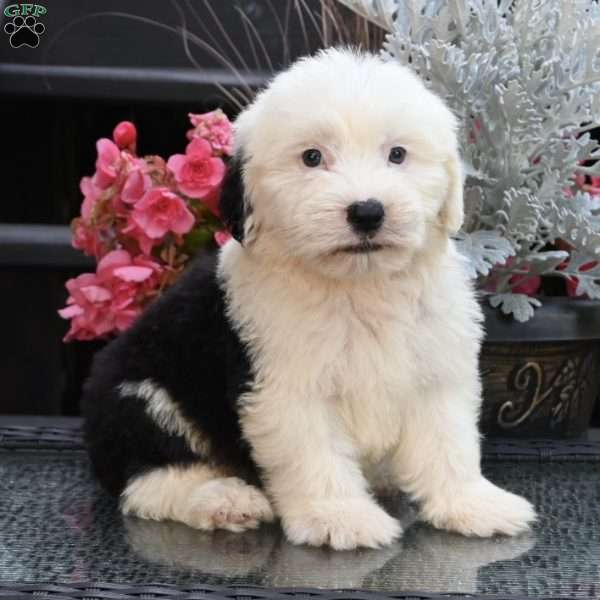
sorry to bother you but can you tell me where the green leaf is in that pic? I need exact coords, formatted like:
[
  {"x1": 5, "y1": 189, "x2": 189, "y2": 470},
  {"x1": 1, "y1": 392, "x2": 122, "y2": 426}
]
[{"x1": 183, "y1": 228, "x2": 215, "y2": 255}]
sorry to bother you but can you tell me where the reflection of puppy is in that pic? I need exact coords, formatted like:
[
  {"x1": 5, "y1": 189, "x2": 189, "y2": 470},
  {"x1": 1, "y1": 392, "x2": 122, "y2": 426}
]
[
  {"x1": 84, "y1": 48, "x2": 535, "y2": 550},
  {"x1": 124, "y1": 515, "x2": 402, "y2": 588},
  {"x1": 123, "y1": 511, "x2": 534, "y2": 591},
  {"x1": 389, "y1": 526, "x2": 536, "y2": 594},
  {"x1": 124, "y1": 517, "x2": 277, "y2": 576}
]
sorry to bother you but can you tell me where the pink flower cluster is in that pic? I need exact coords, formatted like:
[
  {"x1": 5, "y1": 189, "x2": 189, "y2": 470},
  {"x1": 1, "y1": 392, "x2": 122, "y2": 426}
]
[
  {"x1": 187, "y1": 109, "x2": 234, "y2": 156},
  {"x1": 59, "y1": 251, "x2": 162, "y2": 339},
  {"x1": 61, "y1": 112, "x2": 234, "y2": 341}
]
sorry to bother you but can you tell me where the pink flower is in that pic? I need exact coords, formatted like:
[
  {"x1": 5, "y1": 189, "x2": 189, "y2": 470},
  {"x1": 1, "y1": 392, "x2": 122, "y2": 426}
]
[
  {"x1": 97, "y1": 251, "x2": 157, "y2": 330},
  {"x1": 122, "y1": 218, "x2": 159, "y2": 255},
  {"x1": 584, "y1": 177, "x2": 600, "y2": 196},
  {"x1": 468, "y1": 119, "x2": 482, "y2": 144},
  {"x1": 510, "y1": 273, "x2": 542, "y2": 296},
  {"x1": 131, "y1": 187, "x2": 195, "y2": 239},
  {"x1": 506, "y1": 258, "x2": 541, "y2": 296},
  {"x1": 72, "y1": 175, "x2": 111, "y2": 258},
  {"x1": 187, "y1": 110, "x2": 234, "y2": 156},
  {"x1": 93, "y1": 139, "x2": 121, "y2": 189},
  {"x1": 80, "y1": 176, "x2": 102, "y2": 220},
  {"x1": 167, "y1": 138, "x2": 226, "y2": 199},
  {"x1": 109, "y1": 155, "x2": 152, "y2": 215},
  {"x1": 214, "y1": 230, "x2": 232, "y2": 247},
  {"x1": 59, "y1": 250, "x2": 161, "y2": 340},
  {"x1": 72, "y1": 220, "x2": 106, "y2": 258},
  {"x1": 59, "y1": 273, "x2": 114, "y2": 341},
  {"x1": 121, "y1": 169, "x2": 152, "y2": 205},
  {"x1": 113, "y1": 121, "x2": 137, "y2": 150},
  {"x1": 573, "y1": 172, "x2": 600, "y2": 197},
  {"x1": 565, "y1": 260, "x2": 598, "y2": 298},
  {"x1": 203, "y1": 186, "x2": 222, "y2": 217},
  {"x1": 97, "y1": 249, "x2": 153, "y2": 283}
]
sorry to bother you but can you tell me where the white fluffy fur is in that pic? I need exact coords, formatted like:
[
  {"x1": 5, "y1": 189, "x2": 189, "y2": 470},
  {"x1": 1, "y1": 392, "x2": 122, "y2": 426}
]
[
  {"x1": 119, "y1": 49, "x2": 535, "y2": 548},
  {"x1": 215, "y1": 49, "x2": 536, "y2": 549},
  {"x1": 121, "y1": 465, "x2": 274, "y2": 532}
]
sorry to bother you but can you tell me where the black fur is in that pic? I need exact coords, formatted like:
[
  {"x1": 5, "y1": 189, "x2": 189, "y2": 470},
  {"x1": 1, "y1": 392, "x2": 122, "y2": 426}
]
[
  {"x1": 219, "y1": 156, "x2": 248, "y2": 243},
  {"x1": 83, "y1": 251, "x2": 259, "y2": 496}
]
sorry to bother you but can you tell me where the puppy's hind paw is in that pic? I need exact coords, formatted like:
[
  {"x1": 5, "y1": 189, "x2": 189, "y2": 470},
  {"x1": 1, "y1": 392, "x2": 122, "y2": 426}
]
[
  {"x1": 282, "y1": 498, "x2": 402, "y2": 550},
  {"x1": 185, "y1": 477, "x2": 274, "y2": 533},
  {"x1": 422, "y1": 478, "x2": 536, "y2": 538}
]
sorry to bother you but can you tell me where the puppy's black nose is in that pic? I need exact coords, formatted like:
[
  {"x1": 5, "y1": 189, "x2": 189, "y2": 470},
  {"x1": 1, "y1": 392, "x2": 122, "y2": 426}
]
[{"x1": 347, "y1": 199, "x2": 385, "y2": 234}]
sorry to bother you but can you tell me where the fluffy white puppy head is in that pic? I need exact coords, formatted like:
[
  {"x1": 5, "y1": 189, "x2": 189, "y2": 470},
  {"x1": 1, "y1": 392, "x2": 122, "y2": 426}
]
[{"x1": 220, "y1": 48, "x2": 463, "y2": 278}]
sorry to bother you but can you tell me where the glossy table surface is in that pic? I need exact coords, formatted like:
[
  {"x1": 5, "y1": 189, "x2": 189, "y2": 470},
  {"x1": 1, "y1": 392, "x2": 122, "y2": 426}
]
[{"x1": 0, "y1": 421, "x2": 599, "y2": 598}]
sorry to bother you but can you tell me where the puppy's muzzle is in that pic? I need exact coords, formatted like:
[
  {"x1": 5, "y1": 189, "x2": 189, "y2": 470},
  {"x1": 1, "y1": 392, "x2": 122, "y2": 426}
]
[{"x1": 347, "y1": 199, "x2": 385, "y2": 235}]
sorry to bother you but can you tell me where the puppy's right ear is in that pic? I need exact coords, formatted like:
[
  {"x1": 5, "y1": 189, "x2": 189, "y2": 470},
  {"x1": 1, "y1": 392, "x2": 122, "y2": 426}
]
[
  {"x1": 439, "y1": 148, "x2": 464, "y2": 235},
  {"x1": 219, "y1": 156, "x2": 247, "y2": 244}
]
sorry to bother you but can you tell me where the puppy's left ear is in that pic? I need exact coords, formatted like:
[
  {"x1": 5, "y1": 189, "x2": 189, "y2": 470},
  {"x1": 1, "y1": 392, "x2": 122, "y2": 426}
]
[
  {"x1": 439, "y1": 150, "x2": 464, "y2": 235},
  {"x1": 219, "y1": 156, "x2": 247, "y2": 244}
]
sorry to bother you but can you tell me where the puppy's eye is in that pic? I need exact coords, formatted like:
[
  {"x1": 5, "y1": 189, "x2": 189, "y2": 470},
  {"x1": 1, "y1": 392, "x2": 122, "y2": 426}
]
[
  {"x1": 302, "y1": 149, "x2": 322, "y2": 168},
  {"x1": 389, "y1": 146, "x2": 407, "y2": 165}
]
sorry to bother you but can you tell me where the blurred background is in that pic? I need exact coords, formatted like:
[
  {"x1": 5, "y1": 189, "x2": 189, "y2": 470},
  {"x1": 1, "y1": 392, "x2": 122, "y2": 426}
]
[{"x1": 0, "y1": 0, "x2": 383, "y2": 415}]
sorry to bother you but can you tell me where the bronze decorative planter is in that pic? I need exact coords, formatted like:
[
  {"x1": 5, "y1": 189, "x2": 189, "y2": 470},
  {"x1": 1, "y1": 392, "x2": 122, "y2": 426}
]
[{"x1": 480, "y1": 299, "x2": 600, "y2": 438}]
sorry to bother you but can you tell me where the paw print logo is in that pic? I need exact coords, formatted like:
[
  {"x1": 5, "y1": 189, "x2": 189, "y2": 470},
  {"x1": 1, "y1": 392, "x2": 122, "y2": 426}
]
[{"x1": 4, "y1": 15, "x2": 45, "y2": 48}]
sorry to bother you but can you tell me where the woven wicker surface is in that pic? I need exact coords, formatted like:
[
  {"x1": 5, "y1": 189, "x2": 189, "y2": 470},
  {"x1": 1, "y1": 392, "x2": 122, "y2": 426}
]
[
  {"x1": 2, "y1": 420, "x2": 600, "y2": 459},
  {"x1": 0, "y1": 425, "x2": 84, "y2": 449},
  {"x1": 0, "y1": 418, "x2": 599, "y2": 598},
  {"x1": 0, "y1": 582, "x2": 582, "y2": 599}
]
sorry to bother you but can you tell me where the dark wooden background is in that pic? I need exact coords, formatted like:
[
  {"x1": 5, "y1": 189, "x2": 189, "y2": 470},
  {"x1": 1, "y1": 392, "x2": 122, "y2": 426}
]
[{"x1": 0, "y1": 0, "x2": 325, "y2": 415}]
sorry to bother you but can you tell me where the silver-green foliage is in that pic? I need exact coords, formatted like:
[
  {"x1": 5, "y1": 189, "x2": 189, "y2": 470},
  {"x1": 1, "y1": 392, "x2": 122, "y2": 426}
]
[{"x1": 337, "y1": 0, "x2": 600, "y2": 320}]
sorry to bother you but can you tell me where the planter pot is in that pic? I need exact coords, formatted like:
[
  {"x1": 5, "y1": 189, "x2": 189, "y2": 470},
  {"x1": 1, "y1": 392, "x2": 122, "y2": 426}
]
[{"x1": 480, "y1": 298, "x2": 600, "y2": 438}]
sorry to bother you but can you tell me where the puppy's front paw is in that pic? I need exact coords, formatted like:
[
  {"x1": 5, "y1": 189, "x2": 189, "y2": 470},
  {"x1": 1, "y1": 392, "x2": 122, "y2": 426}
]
[
  {"x1": 422, "y1": 478, "x2": 536, "y2": 537},
  {"x1": 282, "y1": 498, "x2": 402, "y2": 550}
]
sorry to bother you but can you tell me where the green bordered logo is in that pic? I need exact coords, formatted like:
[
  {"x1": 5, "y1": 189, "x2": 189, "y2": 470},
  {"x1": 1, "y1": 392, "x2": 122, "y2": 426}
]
[{"x1": 3, "y1": 4, "x2": 47, "y2": 48}]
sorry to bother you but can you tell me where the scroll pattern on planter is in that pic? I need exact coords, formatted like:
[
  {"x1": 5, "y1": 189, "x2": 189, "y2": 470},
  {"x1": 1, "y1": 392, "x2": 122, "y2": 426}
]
[{"x1": 498, "y1": 352, "x2": 595, "y2": 429}]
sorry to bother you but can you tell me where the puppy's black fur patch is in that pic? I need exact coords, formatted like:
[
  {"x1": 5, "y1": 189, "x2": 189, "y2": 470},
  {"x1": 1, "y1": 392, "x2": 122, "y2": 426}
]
[
  {"x1": 83, "y1": 251, "x2": 259, "y2": 496},
  {"x1": 219, "y1": 157, "x2": 248, "y2": 243}
]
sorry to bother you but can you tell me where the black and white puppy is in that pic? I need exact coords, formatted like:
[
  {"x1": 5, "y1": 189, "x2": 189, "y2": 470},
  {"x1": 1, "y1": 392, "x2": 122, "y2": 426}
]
[{"x1": 84, "y1": 49, "x2": 535, "y2": 550}]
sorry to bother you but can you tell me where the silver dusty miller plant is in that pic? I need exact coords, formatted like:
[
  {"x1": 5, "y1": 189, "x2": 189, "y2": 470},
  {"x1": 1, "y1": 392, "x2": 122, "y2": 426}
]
[{"x1": 337, "y1": 0, "x2": 600, "y2": 321}]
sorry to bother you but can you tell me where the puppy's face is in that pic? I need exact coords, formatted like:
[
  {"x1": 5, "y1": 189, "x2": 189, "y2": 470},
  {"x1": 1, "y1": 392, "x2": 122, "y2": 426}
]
[{"x1": 222, "y1": 49, "x2": 463, "y2": 278}]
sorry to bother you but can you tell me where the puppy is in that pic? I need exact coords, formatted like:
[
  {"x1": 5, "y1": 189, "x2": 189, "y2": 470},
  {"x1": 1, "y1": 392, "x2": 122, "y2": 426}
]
[{"x1": 83, "y1": 48, "x2": 536, "y2": 550}]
